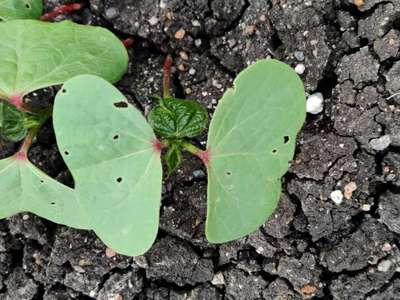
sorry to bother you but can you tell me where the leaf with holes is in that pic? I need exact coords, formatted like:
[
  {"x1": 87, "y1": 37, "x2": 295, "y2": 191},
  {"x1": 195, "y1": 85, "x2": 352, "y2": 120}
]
[
  {"x1": 205, "y1": 59, "x2": 306, "y2": 243},
  {"x1": 148, "y1": 97, "x2": 209, "y2": 139},
  {"x1": 0, "y1": 155, "x2": 90, "y2": 229},
  {"x1": 53, "y1": 75, "x2": 162, "y2": 256},
  {"x1": 0, "y1": 20, "x2": 128, "y2": 105},
  {"x1": 0, "y1": 0, "x2": 42, "y2": 20}
]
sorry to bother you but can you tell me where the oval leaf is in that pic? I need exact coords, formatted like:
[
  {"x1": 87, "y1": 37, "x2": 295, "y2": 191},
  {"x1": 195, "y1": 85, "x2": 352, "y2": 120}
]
[
  {"x1": 205, "y1": 59, "x2": 306, "y2": 243},
  {"x1": 0, "y1": 155, "x2": 90, "y2": 229},
  {"x1": 148, "y1": 97, "x2": 208, "y2": 139},
  {"x1": 53, "y1": 75, "x2": 162, "y2": 256},
  {"x1": 0, "y1": 0, "x2": 42, "y2": 20},
  {"x1": 0, "y1": 20, "x2": 128, "y2": 101}
]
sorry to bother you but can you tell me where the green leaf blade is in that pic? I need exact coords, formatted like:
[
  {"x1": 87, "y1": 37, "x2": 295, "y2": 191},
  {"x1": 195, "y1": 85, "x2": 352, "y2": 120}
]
[
  {"x1": 206, "y1": 59, "x2": 306, "y2": 243},
  {"x1": 0, "y1": 20, "x2": 128, "y2": 100},
  {"x1": 0, "y1": 156, "x2": 90, "y2": 229},
  {"x1": 0, "y1": 0, "x2": 43, "y2": 21},
  {"x1": 53, "y1": 75, "x2": 163, "y2": 256},
  {"x1": 148, "y1": 97, "x2": 208, "y2": 139}
]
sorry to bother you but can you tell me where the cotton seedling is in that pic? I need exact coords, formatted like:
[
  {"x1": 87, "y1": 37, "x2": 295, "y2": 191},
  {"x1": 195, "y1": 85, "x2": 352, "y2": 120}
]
[{"x1": 44, "y1": 58, "x2": 304, "y2": 256}]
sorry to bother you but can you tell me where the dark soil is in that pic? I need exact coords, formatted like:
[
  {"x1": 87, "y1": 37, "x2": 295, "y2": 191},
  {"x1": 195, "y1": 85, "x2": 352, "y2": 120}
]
[{"x1": 1, "y1": 0, "x2": 400, "y2": 299}]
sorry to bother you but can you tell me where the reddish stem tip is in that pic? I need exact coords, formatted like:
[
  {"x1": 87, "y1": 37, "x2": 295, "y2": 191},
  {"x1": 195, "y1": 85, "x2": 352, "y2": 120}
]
[
  {"x1": 9, "y1": 94, "x2": 23, "y2": 109},
  {"x1": 152, "y1": 140, "x2": 163, "y2": 154},
  {"x1": 197, "y1": 150, "x2": 210, "y2": 166},
  {"x1": 163, "y1": 55, "x2": 173, "y2": 74},
  {"x1": 122, "y1": 38, "x2": 135, "y2": 48},
  {"x1": 15, "y1": 151, "x2": 27, "y2": 161},
  {"x1": 40, "y1": 2, "x2": 84, "y2": 21}
]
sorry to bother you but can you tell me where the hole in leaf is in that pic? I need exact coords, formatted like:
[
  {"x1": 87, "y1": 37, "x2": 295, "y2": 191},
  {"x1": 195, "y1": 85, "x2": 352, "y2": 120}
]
[
  {"x1": 272, "y1": 149, "x2": 278, "y2": 154},
  {"x1": 61, "y1": 89, "x2": 67, "y2": 94},
  {"x1": 25, "y1": 3, "x2": 31, "y2": 8},
  {"x1": 113, "y1": 101, "x2": 128, "y2": 108},
  {"x1": 40, "y1": 180, "x2": 44, "y2": 184},
  {"x1": 64, "y1": 151, "x2": 70, "y2": 156},
  {"x1": 50, "y1": 202, "x2": 56, "y2": 206},
  {"x1": 116, "y1": 177, "x2": 123, "y2": 183},
  {"x1": 226, "y1": 171, "x2": 232, "y2": 176},
  {"x1": 284, "y1": 136, "x2": 290, "y2": 144},
  {"x1": 113, "y1": 134, "x2": 120, "y2": 140}
]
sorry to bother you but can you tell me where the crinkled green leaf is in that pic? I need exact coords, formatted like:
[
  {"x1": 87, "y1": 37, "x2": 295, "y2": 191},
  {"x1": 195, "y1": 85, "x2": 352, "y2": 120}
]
[
  {"x1": 148, "y1": 97, "x2": 208, "y2": 139},
  {"x1": 165, "y1": 143, "x2": 182, "y2": 175},
  {"x1": 0, "y1": 20, "x2": 128, "y2": 101},
  {"x1": 0, "y1": 155, "x2": 90, "y2": 229},
  {"x1": 53, "y1": 75, "x2": 162, "y2": 256},
  {"x1": 205, "y1": 59, "x2": 306, "y2": 243},
  {"x1": 0, "y1": 101, "x2": 27, "y2": 142},
  {"x1": 0, "y1": 0, "x2": 42, "y2": 20}
]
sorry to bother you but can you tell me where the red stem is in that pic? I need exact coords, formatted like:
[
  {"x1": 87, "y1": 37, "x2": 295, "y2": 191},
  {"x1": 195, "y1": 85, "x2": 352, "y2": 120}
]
[
  {"x1": 122, "y1": 38, "x2": 134, "y2": 48},
  {"x1": 40, "y1": 2, "x2": 84, "y2": 21},
  {"x1": 15, "y1": 130, "x2": 36, "y2": 161},
  {"x1": 163, "y1": 55, "x2": 173, "y2": 98}
]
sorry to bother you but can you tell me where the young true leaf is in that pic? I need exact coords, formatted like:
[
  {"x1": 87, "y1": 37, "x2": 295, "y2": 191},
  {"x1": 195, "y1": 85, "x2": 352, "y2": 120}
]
[
  {"x1": 0, "y1": 101, "x2": 27, "y2": 142},
  {"x1": 148, "y1": 97, "x2": 208, "y2": 139},
  {"x1": 0, "y1": 155, "x2": 90, "y2": 229},
  {"x1": 165, "y1": 143, "x2": 183, "y2": 175},
  {"x1": 0, "y1": 20, "x2": 128, "y2": 105},
  {"x1": 205, "y1": 59, "x2": 306, "y2": 243},
  {"x1": 53, "y1": 75, "x2": 162, "y2": 256},
  {"x1": 0, "y1": 0, "x2": 42, "y2": 21}
]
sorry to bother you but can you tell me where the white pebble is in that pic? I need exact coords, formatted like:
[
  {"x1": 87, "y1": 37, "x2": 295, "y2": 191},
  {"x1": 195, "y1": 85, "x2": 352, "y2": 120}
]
[
  {"x1": 192, "y1": 20, "x2": 201, "y2": 27},
  {"x1": 361, "y1": 204, "x2": 371, "y2": 211},
  {"x1": 369, "y1": 135, "x2": 391, "y2": 151},
  {"x1": 295, "y1": 63, "x2": 305, "y2": 74},
  {"x1": 189, "y1": 68, "x2": 196, "y2": 75},
  {"x1": 306, "y1": 93, "x2": 324, "y2": 114},
  {"x1": 330, "y1": 190, "x2": 344, "y2": 205},
  {"x1": 211, "y1": 272, "x2": 225, "y2": 285},
  {"x1": 148, "y1": 16, "x2": 159, "y2": 26},
  {"x1": 377, "y1": 259, "x2": 392, "y2": 272},
  {"x1": 195, "y1": 39, "x2": 202, "y2": 47}
]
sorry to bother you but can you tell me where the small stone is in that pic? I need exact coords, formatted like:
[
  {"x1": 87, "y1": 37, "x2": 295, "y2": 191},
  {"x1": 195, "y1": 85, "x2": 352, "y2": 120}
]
[
  {"x1": 369, "y1": 135, "x2": 391, "y2": 151},
  {"x1": 294, "y1": 51, "x2": 305, "y2": 61},
  {"x1": 211, "y1": 272, "x2": 225, "y2": 285},
  {"x1": 259, "y1": 15, "x2": 267, "y2": 22},
  {"x1": 177, "y1": 64, "x2": 186, "y2": 72},
  {"x1": 174, "y1": 28, "x2": 186, "y2": 40},
  {"x1": 193, "y1": 170, "x2": 205, "y2": 178},
  {"x1": 195, "y1": 39, "x2": 202, "y2": 47},
  {"x1": 189, "y1": 68, "x2": 196, "y2": 75},
  {"x1": 377, "y1": 259, "x2": 392, "y2": 272},
  {"x1": 354, "y1": 0, "x2": 364, "y2": 8},
  {"x1": 89, "y1": 290, "x2": 97, "y2": 298},
  {"x1": 179, "y1": 51, "x2": 189, "y2": 60},
  {"x1": 114, "y1": 294, "x2": 123, "y2": 300},
  {"x1": 244, "y1": 25, "x2": 256, "y2": 36},
  {"x1": 361, "y1": 204, "x2": 371, "y2": 211},
  {"x1": 148, "y1": 16, "x2": 159, "y2": 26},
  {"x1": 105, "y1": 8, "x2": 118, "y2": 18},
  {"x1": 330, "y1": 190, "x2": 344, "y2": 205},
  {"x1": 192, "y1": 20, "x2": 201, "y2": 27},
  {"x1": 22, "y1": 214, "x2": 29, "y2": 220},
  {"x1": 306, "y1": 93, "x2": 324, "y2": 114},
  {"x1": 295, "y1": 64, "x2": 305, "y2": 74},
  {"x1": 301, "y1": 284, "x2": 317, "y2": 295},
  {"x1": 344, "y1": 182, "x2": 357, "y2": 199},
  {"x1": 105, "y1": 248, "x2": 116, "y2": 258},
  {"x1": 185, "y1": 88, "x2": 192, "y2": 95},
  {"x1": 382, "y1": 243, "x2": 392, "y2": 252}
]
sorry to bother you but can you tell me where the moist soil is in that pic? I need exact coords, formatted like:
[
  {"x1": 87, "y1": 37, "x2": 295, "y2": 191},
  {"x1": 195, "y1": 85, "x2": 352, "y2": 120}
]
[{"x1": 1, "y1": 0, "x2": 400, "y2": 299}]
